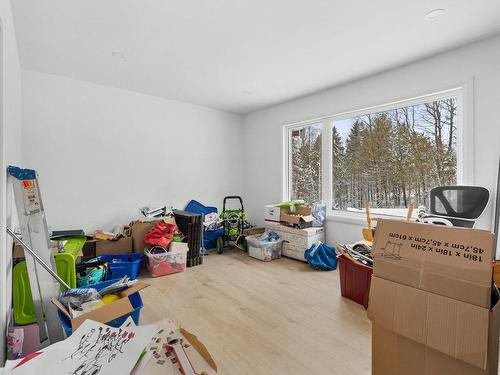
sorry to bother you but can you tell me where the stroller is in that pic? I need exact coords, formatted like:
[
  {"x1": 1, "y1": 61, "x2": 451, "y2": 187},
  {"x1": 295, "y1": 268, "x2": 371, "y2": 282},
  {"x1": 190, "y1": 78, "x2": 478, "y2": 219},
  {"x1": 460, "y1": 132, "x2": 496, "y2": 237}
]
[{"x1": 217, "y1": 196, "x2": 246, "y2": 254}]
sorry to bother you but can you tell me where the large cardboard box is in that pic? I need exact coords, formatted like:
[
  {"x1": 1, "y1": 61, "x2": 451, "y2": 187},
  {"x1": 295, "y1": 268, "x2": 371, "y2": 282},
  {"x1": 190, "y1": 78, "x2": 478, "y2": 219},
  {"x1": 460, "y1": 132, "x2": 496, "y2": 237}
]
[
  {"x1": 369, "y1": 276, "x2": 500, "y2": 374},
  {"x1": 372, "y1": 219, "x2": 495, "y2": 308},
  {"x1": 130, "y1": 220, "x2": 159, "y2": 253},
  {"x1": 95, "y1": 236, "x2": 133, "y2": 256}
]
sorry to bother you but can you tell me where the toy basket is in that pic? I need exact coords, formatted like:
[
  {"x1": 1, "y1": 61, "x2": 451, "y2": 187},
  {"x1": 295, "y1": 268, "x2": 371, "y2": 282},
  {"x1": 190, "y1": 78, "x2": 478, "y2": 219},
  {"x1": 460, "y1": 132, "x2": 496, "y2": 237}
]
[{"x1": 144, "y1": 243, "x2": 188, "y2": 277}]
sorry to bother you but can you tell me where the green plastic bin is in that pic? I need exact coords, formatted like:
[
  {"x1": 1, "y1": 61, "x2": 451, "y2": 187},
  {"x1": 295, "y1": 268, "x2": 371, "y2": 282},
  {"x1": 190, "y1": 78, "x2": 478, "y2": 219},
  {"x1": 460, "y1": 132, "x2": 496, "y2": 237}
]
[{"x1": 12, "y1": 236, "x2": 85, "y2": 325}]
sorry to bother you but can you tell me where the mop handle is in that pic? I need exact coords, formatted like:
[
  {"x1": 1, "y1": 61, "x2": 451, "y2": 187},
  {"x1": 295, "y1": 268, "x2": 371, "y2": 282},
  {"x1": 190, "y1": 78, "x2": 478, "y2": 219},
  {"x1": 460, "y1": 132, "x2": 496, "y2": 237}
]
[{"x1": 6, "y1": 227, "x2": 71, "y2": 290}]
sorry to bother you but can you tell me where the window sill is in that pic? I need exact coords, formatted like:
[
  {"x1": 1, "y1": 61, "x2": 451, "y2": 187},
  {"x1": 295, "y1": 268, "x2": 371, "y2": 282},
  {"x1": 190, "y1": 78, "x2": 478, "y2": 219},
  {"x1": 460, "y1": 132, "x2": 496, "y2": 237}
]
[{"x1": 326, "y1": 211, "x2": 407, "y2": 225}]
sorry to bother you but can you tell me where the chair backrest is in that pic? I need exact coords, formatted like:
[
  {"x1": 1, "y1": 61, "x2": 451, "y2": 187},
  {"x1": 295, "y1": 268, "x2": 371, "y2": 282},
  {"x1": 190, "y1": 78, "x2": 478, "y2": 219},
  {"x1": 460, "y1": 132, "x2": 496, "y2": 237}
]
[{"x1": 429, "y1": 186, "x2": 489, "y2": 222}]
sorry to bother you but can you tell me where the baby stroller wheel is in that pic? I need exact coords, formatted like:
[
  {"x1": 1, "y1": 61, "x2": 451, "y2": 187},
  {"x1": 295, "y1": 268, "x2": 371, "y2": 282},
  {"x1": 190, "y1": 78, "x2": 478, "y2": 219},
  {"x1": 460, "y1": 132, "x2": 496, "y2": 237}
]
[{"x1": 216, "y1": 237, "x2": 224, "y2": 254}]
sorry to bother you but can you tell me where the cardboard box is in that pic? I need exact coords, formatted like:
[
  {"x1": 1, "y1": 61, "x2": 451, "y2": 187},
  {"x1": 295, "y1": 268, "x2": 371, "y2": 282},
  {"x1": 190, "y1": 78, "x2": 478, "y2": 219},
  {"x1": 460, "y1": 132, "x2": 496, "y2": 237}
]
[
  {"x1": 94, "y1": 230, "x2": 117, "y2": 241},
  {"x1": 52, "y1": 281, "x2": 149, "y2": 330},
  {"x1": 136, "y1": 319, "x2": 218, "y2": 374},
  {"x1": 264, "y1": 205, "x2": 282, "y2": 222},
  {"x1": 494, "y1": 261, "x2": 500, "y2": 286},
  {"x1": 130, "y1": 218, "x2": 177, "y2": 253},
  {"x1": 372, "y1": 219, "x2": 495, "y2": 308},
  {"x1": 13, "y1": 241, "x2": 59, "y2": 260},
  {"x1": 243, "y1": 227, "x2": 266, "y2": 236},
  {"x1": 95, "y1": 236, "x2": 133, "y2": 256},
  {"x1": 130, "y1": 220, "x2": 159, "y2": 253},
  {"x1": 280, "y1": 206, "x2": 314, "y2": 229},
  {"x1": 80, "y1": 239, "x2": 98, "y2": 262},
  {"x1": 368, "y1": 276, "x2": 500, "y2": 374}
]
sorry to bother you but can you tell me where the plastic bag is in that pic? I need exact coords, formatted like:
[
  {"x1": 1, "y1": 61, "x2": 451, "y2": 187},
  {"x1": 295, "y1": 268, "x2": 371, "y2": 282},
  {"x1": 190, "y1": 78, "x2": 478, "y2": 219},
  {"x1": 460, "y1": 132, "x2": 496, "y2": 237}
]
[
  {"x1": 312, "y1": 201, "x2": 326, "y2": 227},
  {"x1": 59, "y1": 287, "x2": 101, "y2": 317},
  {"x1": 304, "y1": 242, "x2": 337, "y2": 271},
  {"x1": 76, "y1": 260, "x2": 108, "y2": 287}
]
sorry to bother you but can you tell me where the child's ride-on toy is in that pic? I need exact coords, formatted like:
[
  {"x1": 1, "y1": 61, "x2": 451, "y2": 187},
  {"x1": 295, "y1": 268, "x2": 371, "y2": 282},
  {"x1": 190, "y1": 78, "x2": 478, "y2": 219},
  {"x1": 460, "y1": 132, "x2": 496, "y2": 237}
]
[{"x1": 217, "y1": 196, "x2": 246, "y2": 254}]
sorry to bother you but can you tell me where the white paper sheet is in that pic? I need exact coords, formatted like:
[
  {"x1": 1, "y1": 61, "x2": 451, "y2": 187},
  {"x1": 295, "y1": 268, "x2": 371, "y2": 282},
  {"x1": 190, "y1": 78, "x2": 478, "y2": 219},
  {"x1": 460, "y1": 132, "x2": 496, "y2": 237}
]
[{"x1": 8, "y1": 319, "x2": 157, "y2": 375}]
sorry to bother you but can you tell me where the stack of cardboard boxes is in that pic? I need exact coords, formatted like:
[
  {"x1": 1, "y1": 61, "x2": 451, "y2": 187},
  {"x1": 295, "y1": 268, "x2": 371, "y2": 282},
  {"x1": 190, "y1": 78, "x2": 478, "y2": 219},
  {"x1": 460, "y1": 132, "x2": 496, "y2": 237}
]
[
  {"x1": 264, "y1": 204, "x2": 324, "y2": 262},
  {"x1": 368, "y1": 219, "x2": 499, "y2": 375}
]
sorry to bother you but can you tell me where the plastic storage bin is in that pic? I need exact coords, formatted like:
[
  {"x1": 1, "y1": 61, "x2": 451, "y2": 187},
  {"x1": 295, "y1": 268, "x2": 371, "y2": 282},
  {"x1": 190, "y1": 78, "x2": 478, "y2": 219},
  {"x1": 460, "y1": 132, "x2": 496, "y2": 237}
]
[
  {"x1": 145, "y1": 242, "x2": 188, "y2": 277},
  {"x1": 97, "y1": 253, "x2": 144, "y2": 280},
  {"x1": 57, "y1": 279, "x2": 144, "y2": 336},
  {"x1": 246, "y1": 235, "x2": 283, "y2": 262},
  {"x1": 338, "y1": 254, "x2": 373, "y2": 308},
  {"x1": 13, "y1": 253, "x2": 77, "y2": 325}
]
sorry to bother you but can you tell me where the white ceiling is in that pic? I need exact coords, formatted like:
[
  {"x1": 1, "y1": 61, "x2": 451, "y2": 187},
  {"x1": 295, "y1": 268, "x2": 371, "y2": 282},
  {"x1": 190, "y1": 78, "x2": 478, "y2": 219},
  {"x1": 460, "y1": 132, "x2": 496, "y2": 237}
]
[{"x1": 12, "y1": 0, "x2": 500, "y2": 114}]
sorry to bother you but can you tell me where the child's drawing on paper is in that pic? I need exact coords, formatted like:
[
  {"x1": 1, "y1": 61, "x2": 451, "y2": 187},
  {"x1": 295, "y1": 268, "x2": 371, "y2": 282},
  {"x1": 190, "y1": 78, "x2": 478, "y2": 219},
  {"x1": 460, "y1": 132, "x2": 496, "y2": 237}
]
[
  {"x1": 63, "y1": 326, "x2": 136, "y2": 375},
  {"x1": 9, "y1": 319, "x2": 157, "y2": 375}
]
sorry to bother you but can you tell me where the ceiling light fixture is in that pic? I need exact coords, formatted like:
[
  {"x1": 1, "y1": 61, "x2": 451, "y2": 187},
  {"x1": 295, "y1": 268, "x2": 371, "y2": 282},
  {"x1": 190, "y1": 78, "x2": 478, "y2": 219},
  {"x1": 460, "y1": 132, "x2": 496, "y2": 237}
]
[
  {"x1": 111, "y1": 51, "x2": 125, "y2": 59},
  {"x1": 424, "y1": 8, "x2": 445, "y2": 21}
]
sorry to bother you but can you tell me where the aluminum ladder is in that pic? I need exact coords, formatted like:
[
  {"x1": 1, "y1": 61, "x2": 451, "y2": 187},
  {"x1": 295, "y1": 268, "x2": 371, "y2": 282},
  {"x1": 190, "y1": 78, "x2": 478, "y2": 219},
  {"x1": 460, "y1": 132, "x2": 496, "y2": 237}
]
[{"x1": 6, "y1": 166, "x2": 70, "y2": 347}]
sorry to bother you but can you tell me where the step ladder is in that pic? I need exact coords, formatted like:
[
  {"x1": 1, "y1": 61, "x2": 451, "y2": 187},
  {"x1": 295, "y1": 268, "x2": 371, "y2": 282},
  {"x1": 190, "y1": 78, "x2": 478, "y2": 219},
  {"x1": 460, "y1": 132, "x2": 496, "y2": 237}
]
[{"x1": 6, "y1": 166, "x2": 69, "y2": 347}]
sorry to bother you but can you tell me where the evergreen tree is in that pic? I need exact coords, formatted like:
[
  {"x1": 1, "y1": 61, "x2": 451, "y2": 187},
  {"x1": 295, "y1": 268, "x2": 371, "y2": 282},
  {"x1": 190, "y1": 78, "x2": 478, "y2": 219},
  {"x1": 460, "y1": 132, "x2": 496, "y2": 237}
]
[
  {"x1": 332, "y1": 126, "x2": 346, "y2": 209},
  {"x1": 289, "y1": 98, "x2": 457, "y2": 212}
]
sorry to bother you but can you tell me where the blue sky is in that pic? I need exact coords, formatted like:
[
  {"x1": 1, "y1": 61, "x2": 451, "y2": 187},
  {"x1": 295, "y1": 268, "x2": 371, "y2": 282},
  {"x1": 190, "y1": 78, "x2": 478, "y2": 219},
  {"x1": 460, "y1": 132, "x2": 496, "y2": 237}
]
[{"x1": 332, "y1": 118, "x2": 355, "y2": 144}]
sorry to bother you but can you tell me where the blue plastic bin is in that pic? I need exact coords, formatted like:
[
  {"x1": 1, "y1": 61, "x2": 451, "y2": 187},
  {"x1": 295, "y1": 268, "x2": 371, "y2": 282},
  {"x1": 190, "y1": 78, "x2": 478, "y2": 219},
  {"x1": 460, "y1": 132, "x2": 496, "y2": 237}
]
[
  {"x1": 184, "y1": 200, "x2": 217, "y2": 216},
  {"x1": 97, "y1": 253, "x2": 144, "y2": 280},
  {"x1": 58, "y1": 279, "x2": 144, "y2": 337}
]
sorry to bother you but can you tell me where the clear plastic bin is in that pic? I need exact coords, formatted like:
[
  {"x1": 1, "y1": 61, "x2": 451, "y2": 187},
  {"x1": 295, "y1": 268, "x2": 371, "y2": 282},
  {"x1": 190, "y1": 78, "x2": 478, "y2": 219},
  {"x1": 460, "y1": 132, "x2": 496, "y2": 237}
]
[
  {"x1": 145, "y1": 242, "x2": 188, "y2": 277},
  {"x1": 246, "y1": 235, "x2": 283, "y2": 262}
]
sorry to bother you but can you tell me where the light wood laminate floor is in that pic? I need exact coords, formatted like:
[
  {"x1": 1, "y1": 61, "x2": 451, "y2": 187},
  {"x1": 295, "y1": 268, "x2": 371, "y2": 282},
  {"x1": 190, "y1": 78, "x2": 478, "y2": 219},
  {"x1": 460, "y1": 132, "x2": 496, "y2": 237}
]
[{"x1": 140, "y1": 248, "x2": 371, "y2": 375}]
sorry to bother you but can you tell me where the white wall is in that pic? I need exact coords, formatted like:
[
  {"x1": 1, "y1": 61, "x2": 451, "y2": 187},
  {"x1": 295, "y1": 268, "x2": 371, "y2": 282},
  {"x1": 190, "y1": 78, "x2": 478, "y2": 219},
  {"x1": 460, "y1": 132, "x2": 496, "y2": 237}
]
[
  {"x1": 243, "y1": 35, "x2": 500, "y2": 246},
  {"x1": 21, "y1": 70, "x2": 243, "y2": 233},
  {"x1": 0, "y1": 0, "x2": 22, "y2": 362}
]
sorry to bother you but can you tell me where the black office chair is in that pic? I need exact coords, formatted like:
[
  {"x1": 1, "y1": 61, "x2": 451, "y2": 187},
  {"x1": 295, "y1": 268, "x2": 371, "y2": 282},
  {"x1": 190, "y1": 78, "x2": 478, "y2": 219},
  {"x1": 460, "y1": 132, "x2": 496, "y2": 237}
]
[{"x1": 421, "y1": 186, "x2": 489, "y2": 228}]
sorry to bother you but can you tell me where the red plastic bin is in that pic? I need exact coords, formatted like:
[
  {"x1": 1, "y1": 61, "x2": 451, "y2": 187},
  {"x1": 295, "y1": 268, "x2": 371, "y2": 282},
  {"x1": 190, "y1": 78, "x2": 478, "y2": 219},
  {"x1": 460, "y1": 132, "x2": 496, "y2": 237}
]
[{"x1": 338, "y1": 253, "x2": 373, "y2": 309}]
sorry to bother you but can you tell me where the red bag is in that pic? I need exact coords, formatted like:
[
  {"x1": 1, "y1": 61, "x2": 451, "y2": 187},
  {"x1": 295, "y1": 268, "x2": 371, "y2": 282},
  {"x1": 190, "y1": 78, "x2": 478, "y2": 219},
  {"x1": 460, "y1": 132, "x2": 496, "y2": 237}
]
[{"x1": 144, "y1": 221, "x2": 177, "y2": 248}]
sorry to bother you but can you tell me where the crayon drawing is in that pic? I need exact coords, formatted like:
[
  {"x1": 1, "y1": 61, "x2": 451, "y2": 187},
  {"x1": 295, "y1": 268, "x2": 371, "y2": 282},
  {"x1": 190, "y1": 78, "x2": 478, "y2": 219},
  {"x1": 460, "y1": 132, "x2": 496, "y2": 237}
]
[
  {"x1": 64, "y1": 326, "x2": 136, "y2": 375},
  {"x1": 10, "y1": 319, "x2": 156, "y2": 375}
]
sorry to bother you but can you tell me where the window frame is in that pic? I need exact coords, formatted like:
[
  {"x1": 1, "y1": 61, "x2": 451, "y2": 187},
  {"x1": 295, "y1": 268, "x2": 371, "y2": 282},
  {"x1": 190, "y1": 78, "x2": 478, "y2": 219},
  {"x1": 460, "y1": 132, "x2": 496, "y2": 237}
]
[
  {"x1": 283, "y1": 84, "x2": 473, "y2": 221},
  {"x1": 283, "y1": 121, "x2": 324, "y2": 205}
]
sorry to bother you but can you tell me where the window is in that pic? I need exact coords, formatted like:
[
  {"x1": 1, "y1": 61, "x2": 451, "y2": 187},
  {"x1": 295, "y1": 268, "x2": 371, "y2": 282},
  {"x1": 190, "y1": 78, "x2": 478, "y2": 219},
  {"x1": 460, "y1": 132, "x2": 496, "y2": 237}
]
[
  {"x1": 285, "y1": 89, "x2": 463, "y2": 217},
  {"x1": 288, "y1": 123, "x2": 322, "y2": 205}
]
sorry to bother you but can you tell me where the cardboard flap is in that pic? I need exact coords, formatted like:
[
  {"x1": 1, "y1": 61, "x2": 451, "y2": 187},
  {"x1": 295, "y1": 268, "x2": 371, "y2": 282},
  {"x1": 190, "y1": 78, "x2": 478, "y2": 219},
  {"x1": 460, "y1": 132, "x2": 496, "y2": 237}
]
[
  {"x1": 71, "y1": 297, "x2": 134, "y2": 330},
  {"x1": 180, "y1": 327, "x2": 218, "y2": 372},
  {"x1": 368, "y1": 276, "x2": 490, "y2": 370},
  {"x1": 301, "y1": 215, "x2": 314, "y2": 223},
  {"x1": 51, "y1": 297, "x2": 72, "y2": 319},
  {"x1": 118, "y1": 281, "x2": 150, "y2": 298}
]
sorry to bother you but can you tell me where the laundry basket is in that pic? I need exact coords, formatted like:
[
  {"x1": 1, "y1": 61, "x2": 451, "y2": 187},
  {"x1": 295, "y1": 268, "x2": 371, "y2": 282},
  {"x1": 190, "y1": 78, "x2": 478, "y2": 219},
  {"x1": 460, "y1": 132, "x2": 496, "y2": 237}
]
[{"x1": 144, "y1": 242, "x2": 188, "y2": 277}]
